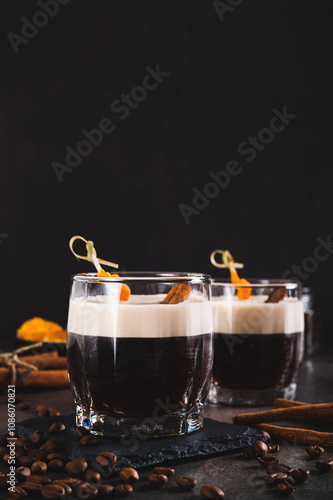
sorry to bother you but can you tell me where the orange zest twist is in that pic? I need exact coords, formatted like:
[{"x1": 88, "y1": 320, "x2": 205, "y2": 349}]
[
  {"x1": 230, "y1": 268, "x2": 252, "y2": 300},
  {"x1": 97, "y1": 270, "x2": 131, "y2": 301}
]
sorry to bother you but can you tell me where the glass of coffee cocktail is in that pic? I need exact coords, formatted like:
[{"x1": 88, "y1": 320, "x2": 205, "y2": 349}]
[
  {"x1": 209, "y1": 279, "x2": 304, "y2": 406},
  {"x1": 67, "y1": 272, "x2": 213, "y2": 437}
]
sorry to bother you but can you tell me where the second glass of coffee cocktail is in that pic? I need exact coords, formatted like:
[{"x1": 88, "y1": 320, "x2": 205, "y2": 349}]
[{"x1": 67, "y1": 273, "x2": 213, "y2": 437}]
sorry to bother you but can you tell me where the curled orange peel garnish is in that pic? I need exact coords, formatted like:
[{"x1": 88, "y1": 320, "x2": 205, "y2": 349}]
[
  {"x1": 69, "y1": 236, "x2": 131, "y2": 301},
  {"x1": 210, "y1": 249, "x2": 252, "y2": 300}
]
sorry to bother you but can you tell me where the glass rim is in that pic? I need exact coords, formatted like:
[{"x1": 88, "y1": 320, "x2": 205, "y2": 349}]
[
  {"x1": 72, "y1": 272, "x2": 211, "y2": 283},
  {"x1": 212, "y1": 278, "x2": 300, "y2": 289}
]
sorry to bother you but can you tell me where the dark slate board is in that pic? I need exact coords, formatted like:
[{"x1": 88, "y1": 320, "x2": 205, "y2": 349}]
[{"x1": 16, "y1": 414, "x2": 264, "y2": 471}]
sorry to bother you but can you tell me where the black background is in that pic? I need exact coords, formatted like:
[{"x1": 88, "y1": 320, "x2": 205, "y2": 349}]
[{"x1": 0, "y1": 0, "x2": 332, "y2": 349}]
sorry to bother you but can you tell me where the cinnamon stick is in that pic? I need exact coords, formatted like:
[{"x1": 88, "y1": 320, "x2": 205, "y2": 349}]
[
  {"x1": 233, "y1": 403, "x2": 333, "y2": 425},
  {"x1": 273, "y1": 398, "x2": 333, "y2": 423},
  {"x1": 258, "y1": 424, "x2": 333, "y2": 447},
  {"x1": 0, "y1": 368, "x2": 69, "y2": 392},
  {"x1": 18, "y1": 352, "x2": 67, "y2": 370}
]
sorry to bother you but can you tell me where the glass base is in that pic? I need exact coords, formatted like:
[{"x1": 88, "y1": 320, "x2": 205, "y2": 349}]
[
  {"x1": 76, "y1": 404, "x2": 204, "y2": 438},
  {"x1": 208, "y1": 382, "x2": 297, "y2": 406}
]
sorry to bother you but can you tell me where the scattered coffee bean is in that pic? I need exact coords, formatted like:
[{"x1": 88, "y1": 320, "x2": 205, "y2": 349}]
[
  {"x1": 31, "y1": 461, "x2": 48, "y2": 474},
  {"x1": 46, "y1": 452, "x2": 67, "y2": 462},
  {"x1": 49, "y1": 408, "x2": 61, "y2": 416},
  {"x1": 21, "y1": 482, "x2": 43, "y2": 494},
  {"x1": 176, "y1": 477, "x2": 197, "y2": 490},
  {"x1": 0, "y1": 472, "x2": 12, "y2": 487},
  {"x1": 52, "y1": 481, "x2": 72, "y2": 496},
  {"x1": 15, "y1": 438, "x2": 30, "y2": 450},
  {"x1": 28, "y1": 449, "x2": 49, "y2": 461},
  {"x1": 95, "y1": 451, "x2": 117, "y2": 466},
  {"x1": 65, "y1": 459, "x2": 88, "y2": 477},
  {"x1": 268, "y1": 444, "x2": 280, "y2": 453},
  {"x1": 40, "y1": 440, "x2": 63, "y2": 453},
  {"x1": 48, "y1": 459, "x2": 64, "y2": 470},
  {"x1": 76, "y1": 481, "x2": 98, "y2": 499},
  {"x1": 97, "y1": 484, "x2": 114, "y2": 497},
  {"x1": 243, "y1": 446, "x2": 256, "y2": 459},
  {"x1": 119, "y1": 468, "x2": 139, "y2": 483},
  {"x1": 41, "y1": 483, "x2": 65, "y2": 499},
  {"x1": 276, "y1": 479, "x2": 295, "y2": 495},
  {"x1": 19, "y1": 401, "x2": 31, "y2": 411},
  {"x1": 200, "y1": 484, "x2": 224, "y2": 499},
  {"x1": 19, "y1": 456, "x2": 35, "y2": 468},
  {"x1": 83, "y1": 469, "x2": 101, "y2": 484},
  {"x1": 254, "y1": 440, "x2": 268, "y2": 457},
  {"x1": 16, "y1": 467, "x2": 31, "y2": 480},
  {"x1": 315, "y1": 459, "x2": 333, "y2": 472},
  {"x1": 268, "y1": 472, "x2": 288, "y2": 484},
  {"x1": 28, "y1": 475, "x2": 51, "y2": 485},
  {"x1": 153, "y1": 466, "x2": 175, "y2": 477},
  {"x1": 61, "y1": 477, "x2": 81, "y2": 487},
  {"x1": 75, "y1": 427, "x2": 90, "y2": 440},
  {"x1": 148, "y1": 474, "x2": 168, "y2": 488},
  {"x1": 31, "y1": 430, "x2": 46, "y2": 446},
  {"x1": 258, "y1": 430, "x2": 271, "y2": 441},
  {"x1": 79, "y1": 434, "x2": 99, "y2": 446},
  {"x1": 24, "y1": 442, "x2": 37, "y2": 452},
  {"x1": 258, "y1": 456, "x2": 280, "y2": 467},
  {"x1": 116, "y1": 484, "x2": 133, "y2": 497},
  {"x1": 291, "y1": 468, "x2": 310, "y2": 483},
  {"x1": 49, "y1": 422, "x2": 65, "y2": 434},
  {"x1": 267, "y1": 464, "x2": 292, "y2": 475},
  {"x1": 306, "y1": 445, "x2": 324, "y2": 459},
  {"x1": 9, "y1": 486, "x2": 28, "y2": 499}
]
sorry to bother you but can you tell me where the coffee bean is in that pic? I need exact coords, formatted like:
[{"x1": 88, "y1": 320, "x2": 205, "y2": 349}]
[
  {"x1": 79, "y1": 435, "x2": 99, "y2": 446},
  {"x1": 49, "y1": 408, "x2": 61, "y2": 416},
  {"x1": 306, "y1": 445, "x2": 325, "y2": 459},
  {"x1": 268, "y1": 444, "x2": 280, "y2": 453},
  {"x1": 276, "y1": 479, "x2": 295, "y2": 496},
  {"x1": 52, "y1": 481, "x2": 72, "y2": 496},
  {"x1": 97, "y1": 484, "x2": 114, "y2": 497},
  {"x1": 61, "y1": 477, "x2": 81, "y2": 487},
  {"x1": 75, "y1": 427, "x2": 90, "y2": 440},
  {"x1": 49, "y1": 422, "x2": 65, "y2": 434},
  {"x1": 315, "y1": 459, "x2": 333, "y2": 472},
  {"x1": 254, "y1": 440, "x2": 268, "y2": 458},
  {"x1": 28, "y1": 475, "x2": 51, "y2": 485},
  {"x1": 48, "y1": 459, "x2": 64, "y2": 470},
  {"x1": 24, "y1": 443, "x2": 37, "y2": 452},
  {"x1": 19, "y1": 456, "x2": 35, "y2": 468},
  {"x1": 243, "y1": 446, "x2": 256, "y2": 459},
  {"x1": 200, "y1": 484, "x2": 224, "y2": 499},
  {"x1": 119, "y1": 468, "x2": 139, "y2": 483},
  {"x1": 19, "y1": 401, "x2": 31, "y2": 411},
  {"x1": 65, "y1": 459, "x2": 88, "y2": 477},
  {"x1": 41, "y1": 483, "x2": 65, "y2": 499},
  {"x1": 267, "y1": 464, "x2": 292, "y2": 475},
  {"x1": 258, "y1": 430, "x2": 271, "y2": 441},
  {"x1": 95, "y1": 452, "x2": 117, "y2": 466},
  {"x1": 176, "y1": 477, "x2": 197, "y2": 490},
  {"x1": 15, "y1": 438, "x2": 31, "y2": 450},
  {"x1": 83, "y1": 469, "x2": 101, "y2": 484},
  {"x1": 21, "y1": 482, "x2": 43, "y2": 494},
  {"x1": 258, "y1": 456, "x2": 280, "y2": 467},
  {"x1": 38, "y1": 409, "x2": 51, "y2": 418},
  {"x1": 153, "y1": 467, "x2": 175, "y2": 477},
  {"x1": 268, "y1": 472, "x2": 288, "y2": 484},
  {"x1": 31, "y1": 461, "x2": 48, "y2": 474},
  {"x1": 31, "y1": 430, "x2": 46, "y2": 447},
  {"x1": 40, "y1": 440, "x2": 63, "y2": 454},
  {"x1": 46, "y1": 452, "x2": 67, "y2": 462},
  {"x1": 0, "y1": 447, "x2": 7, "y2": 460},
  {"x1": 16, "y1": 467, "x2": 31, "y2": 480},
  {"x1": 75, "y1": 481, "x2": 98, "y2": 499},
  {"x1": 291, "y1": 468, "x2": 310, "y2": 483},
  {"x1": 148, "y1": 474, "x2": 168, "y2": 488},
  {"x1": 9, "y1": 486, "x2": 28, "y2": 499},
  {"x1": 116, "y1": 484, "x2": 133, "y2": 497},
  {"x1": 28, "y1": 450, "x2": 49, "y2": 461}
]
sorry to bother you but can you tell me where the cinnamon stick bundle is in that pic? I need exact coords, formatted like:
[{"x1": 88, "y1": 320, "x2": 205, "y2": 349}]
[
  {"x1": 0, "y1": 368, "x2": 69, "y2": 392},
  {"x1": 258, "y1": 424, "x2": 333, "y2": 447},
  {"x1": 233, "y1": 403, "x2": 333, "y2": 425}
]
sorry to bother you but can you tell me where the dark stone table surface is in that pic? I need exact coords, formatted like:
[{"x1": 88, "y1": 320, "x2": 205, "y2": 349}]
[{"x1": 1, "y1": 349, "x2": 332, "y2": 499}]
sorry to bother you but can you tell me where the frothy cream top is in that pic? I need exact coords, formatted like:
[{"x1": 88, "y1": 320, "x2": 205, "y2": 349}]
[
  {"x1": 68, "y1": 294, "x2": 212, "y2": 338},
  {"x1": 212, "y1": 296, "x2": 304, "y2": 334}
]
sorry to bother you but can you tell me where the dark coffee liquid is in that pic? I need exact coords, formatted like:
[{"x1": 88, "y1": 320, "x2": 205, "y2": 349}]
[
  {"x1": 67, "y1": 333, "x2": 212, "y2": 418},
  {"x1": 212, "y1": 332, "x2": 303, "y2": 390}
]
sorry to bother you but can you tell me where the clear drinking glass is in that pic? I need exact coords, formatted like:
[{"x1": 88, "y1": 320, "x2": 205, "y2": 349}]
[
  {"x1": 208, "y1": 279, "x2": 304, "y2": 406},
  {"x1": 67, "y1": 272, "x2": 213, "y2": 437}
]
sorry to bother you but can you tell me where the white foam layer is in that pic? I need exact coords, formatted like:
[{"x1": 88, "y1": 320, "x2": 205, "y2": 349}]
[
  {"x1": 68, "y1": 294, "x2": 212, "y2": 338},
  {"x1": 212, "y1": 296, "x2": 304, "y2": 334}
]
